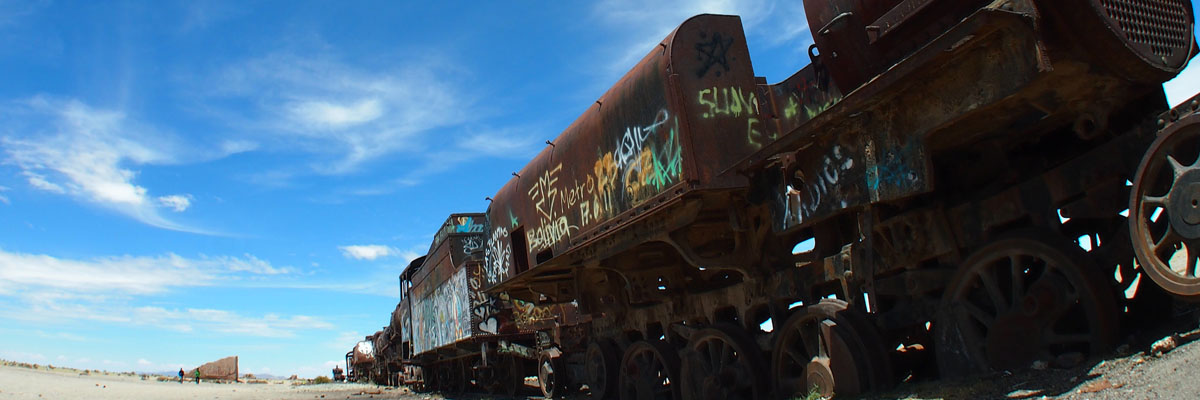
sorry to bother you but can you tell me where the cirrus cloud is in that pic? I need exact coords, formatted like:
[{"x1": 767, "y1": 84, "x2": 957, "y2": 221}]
[{"x1": 337, "y1": 245, "x2": 396, "y2": 261}]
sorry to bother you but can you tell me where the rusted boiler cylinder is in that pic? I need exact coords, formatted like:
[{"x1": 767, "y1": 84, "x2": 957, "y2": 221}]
[
  {"x1": 1039, "y1": 0, "x2": 1195, "y2": 82},
  {"x1": 804, "y1": 0, "x2": 1194, "y2": 91}
]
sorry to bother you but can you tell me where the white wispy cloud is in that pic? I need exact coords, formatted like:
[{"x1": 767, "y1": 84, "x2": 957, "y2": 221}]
[
  {"x1": 0, "y1": 249, "x2": 292, "y2": 296},
  {"x1": 0, "y1": 185, "x2": 8, "y2": 205},
  {"x1": 0, "y1": 97, "x2": 236, "y2": 233},
  {"x1": 591, "y1": 0, "x2": 772, "y2": 74},
  {"x1": 587, "y1": 0, "x2": 808, "y2": 85},
  {"x1": 134, "y1": 307, "x2": 333, "y2": 338},
  {"x1": 338, "y1": 245, "x2": 396, "y2": 261},
  {"x1": 207, "y1": 52, "x2": 474, "y2": 175},
  {"x1": 0, "y1": 248, "x2": 328, "y2": 339},
  {"x1": 157, "y1": 194, "x2": 192, "y2": 212}
]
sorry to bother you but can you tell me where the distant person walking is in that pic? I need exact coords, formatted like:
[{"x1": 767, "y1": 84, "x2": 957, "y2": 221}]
[
  {"x1": 194, "y1": 368, "x2": 200, "y2": 384},
  {"x1": 178, "y1": 368, "x2": 184, "y2": 383}
]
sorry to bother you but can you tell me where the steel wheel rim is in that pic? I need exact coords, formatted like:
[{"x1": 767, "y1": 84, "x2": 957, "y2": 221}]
[
  {"x1": 680, "y1": 326, "x2": 765, "y2": 400},
  {"x1": 586, "y1": 340, "x2": 618, "y2": 399},
  {"x1": 771, "y1": 299, "x2": 874, "y2": 398},
  {"x1": 539, "y1": 356, "x2": 559, "y2": 398},
  {"x1": 940, "y1": 234, "x2": 1117, "y2": 373},
  {"x1": 619, "y1": 340, "x2": 680, "y2": 400},
  {"x1": 1131, "y1": 119, "x2": 1200, "y2": 298}
]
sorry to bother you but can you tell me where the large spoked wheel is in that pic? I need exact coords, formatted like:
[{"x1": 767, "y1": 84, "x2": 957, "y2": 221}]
[
  {"x1": 936, "y1": 231, "x2": 1119, "y2": 376},
  {"x1": 502, "y1": 354, "x2": 523, "y2": 397},
  {"x1": 586, "y1": 340, "x2": 620, "y2": 399},
  {"x1": 618, "y1": 340, "x2": 681, "y2": 400},
  {"x1": 771, "y1": 299, "x2": 891, "y2": 398},
  {"x1": 1130, "y1": 118, "x2": 1200, "y2": 300},
  {"x1": 680, "y1": 324, "x2": 767, "y2": 400},
  {"x1": 539, "y1": 353, "x2": 567, "y2": 398}
]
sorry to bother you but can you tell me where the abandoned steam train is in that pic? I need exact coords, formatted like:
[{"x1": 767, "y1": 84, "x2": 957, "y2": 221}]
[{"x1": 349, "y1": 0, "x2": 1200, "y2": 398}]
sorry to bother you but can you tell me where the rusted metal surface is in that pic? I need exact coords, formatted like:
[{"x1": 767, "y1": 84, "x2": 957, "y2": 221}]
[
  {"x1": 1129, "y1": 93, "x2": 1200, "y2": 299},
  {"x1": 188, "y1": 356, "x2": 238, "y2": 381},
  {"x1": 482, "y1": 15, "x2": 764, "y2": 295},
  {"x1": 353, "y1": 1, "x2": 1200, "y2": 397},
  {"x1": 1041, "y1": 0, "x2": 1195, "y2": 82},
  {"x1": 352, "y1": 337, "x2": 375, "y2": 366}
]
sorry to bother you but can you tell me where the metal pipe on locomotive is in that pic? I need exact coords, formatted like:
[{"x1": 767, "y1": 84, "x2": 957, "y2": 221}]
[{"x1": 353, "y1": 0, "x2": 1199, "y2": 398}]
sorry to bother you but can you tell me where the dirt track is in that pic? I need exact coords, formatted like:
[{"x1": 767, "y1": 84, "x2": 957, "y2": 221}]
[{"x1": 866, "y1": 308, "x2": 1200, "y2": 400}]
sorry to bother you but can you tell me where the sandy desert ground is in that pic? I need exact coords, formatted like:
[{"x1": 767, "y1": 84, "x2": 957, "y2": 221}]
[{"x1": 0, "y1": 366, "x2": 438, "y2": 400}]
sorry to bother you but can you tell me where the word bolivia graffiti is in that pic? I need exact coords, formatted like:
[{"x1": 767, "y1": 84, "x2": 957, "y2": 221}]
[{"x1": 524, "y1": 109, "x2": 683, "y2": 255}]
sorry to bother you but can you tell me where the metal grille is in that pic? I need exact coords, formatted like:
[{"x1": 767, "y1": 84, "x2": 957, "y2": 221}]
[{"x1": 1099, "y1": 0, "x2": 1191, "y2": 57}]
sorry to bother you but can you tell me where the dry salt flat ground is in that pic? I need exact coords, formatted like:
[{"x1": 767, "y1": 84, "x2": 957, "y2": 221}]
[{"x1": 0, "y1": 365, "x2": 440, "y2": 400}]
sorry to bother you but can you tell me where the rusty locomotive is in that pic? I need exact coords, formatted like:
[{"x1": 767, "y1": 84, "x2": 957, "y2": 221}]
[{"x1": 352, "y1": 0, "x2": 1200, "y2": 398}]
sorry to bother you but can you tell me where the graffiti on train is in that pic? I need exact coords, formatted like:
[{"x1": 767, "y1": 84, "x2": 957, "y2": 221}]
[
  {"x1": 431, "y1": 215, "x2": 486, "y2": 250},
  {"x1": 411, "y1": 267, "x2": 471, "y2": 354},
  {"x1": 484, "y1": 226, "x2": 512, "y2": 285},
  {"x1": 780, "y1": 144, "x2": 855, "y2": 226},
  {"x1": 524, "y1": 109, "x2": 682, "y2": 254}
]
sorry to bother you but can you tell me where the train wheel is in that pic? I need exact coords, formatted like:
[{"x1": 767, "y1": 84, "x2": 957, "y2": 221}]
[
  {"x1": 936, "y1": 231, "x2": 1118, "y2": 376},
  {"x1": 502, "y1": 354, "x2": 522, "y2": 397},
  {"x1": 771, "y1": 299, "x2": 883, "y2": 398},
  {"x1": 539, "y1": 353, "x2": 567, "y2": 398},
  {"x1": 585, "y1": 340, "x2": 620, "y2": 399},
  {"x1": 452, "y1": 359, "x2": 467, "y2": 393},
  {"x1": 679, "y1": 324, "x2": 767, "y2": 400},
  {"x1": 618, "y1": 340, "x2": 681, "y2": 400},
  {"x1": 1130, "y1": 120, "x2": 1200, "y2": 300}
]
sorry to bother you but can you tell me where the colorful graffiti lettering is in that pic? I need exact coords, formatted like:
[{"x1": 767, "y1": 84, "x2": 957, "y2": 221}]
[
  {"x1": 523, "y1": 109, "x2": 682, "y2": 254},
  {"x1": 431, "y1": 215, "x2": 486, "y2": 252},
  {"x1": 698, "y1": 86, "x2": 759, "y2": 119},
  {"x1": 746, "y1": 117, "x2": 778, "y2": 150},
  {"x1": 411, "y1": 267, "x2": 471, "y2": 355}
]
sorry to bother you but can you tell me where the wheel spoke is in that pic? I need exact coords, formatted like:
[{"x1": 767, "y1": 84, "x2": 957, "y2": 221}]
[
  {"x1": 1168, "y1": 155, "x2": 1187, "y2": 177},
  {"x1": 962, "y1": 300, "x2": 996, "y2": 328},
  {"x1": 1143, "y1": 195, "x2": 1167, "y2": 208},
  {"x1": 721, "y1": 342, "x2": 734, "y2": 366},
  {"x1": 978, "y1": 268, "x2": 1008, "y2": 313},
  {"x1": 1188, "y1": 254, "x2": 1198, "y2": 278},
  {"x1": 800, "y1": 323, "x2": 821, "y2": 358},
  {"x1": 818, "y1": 320, "x2": 836, "y2": 359},
  {"x1": 1010, "y1": 254, "x2": 1025, "y2": 307},
  {"x1": 1155, "y1": 228, "x2": 1182, "y2": 255}
]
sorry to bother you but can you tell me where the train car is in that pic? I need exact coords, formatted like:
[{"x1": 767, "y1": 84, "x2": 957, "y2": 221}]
[
  {"x1": 373, "y1": 213, "x2": 583, "y2": 395},
  {"x1": 475, "y1": 1, "x2": 1197, "y2": 399},
  {"x1": 346, "y1": 334, "x2": 377, "y2": 383}
]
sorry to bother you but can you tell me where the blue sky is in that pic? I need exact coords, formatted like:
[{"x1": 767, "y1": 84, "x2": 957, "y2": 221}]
[{"x1": 0, "y1": 0, "x2": 1198, "y2": 378}]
